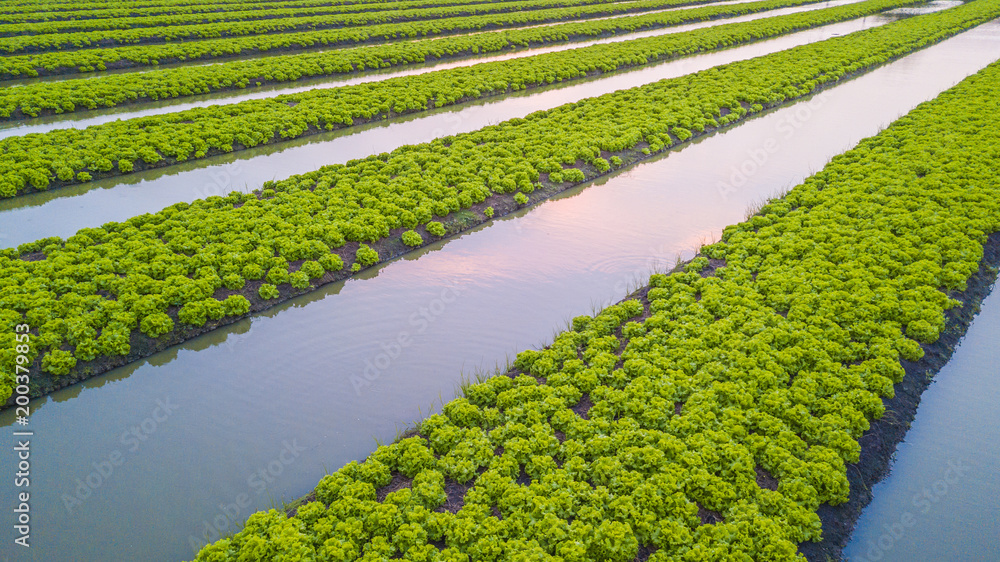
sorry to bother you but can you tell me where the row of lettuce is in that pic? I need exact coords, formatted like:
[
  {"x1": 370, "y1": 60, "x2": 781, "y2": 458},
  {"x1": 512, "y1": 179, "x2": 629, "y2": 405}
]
[
  {"x1": 191, "y1": 56, "x2": 1000, "y2": 561},
  {"x1": 0, "y1": 0, "x2": 724, "y2": 54},
  {"x1": 0, "y1": 0, "x2": 918, "y2": 198},
  {"x1": 0, "y1": 0, "x2": 725, "y2": 75},
  {"x1": 1, "y1": 0, "x2": 996, "y2": 404},
  {"x1": 0, "y1": 0, "x2": 457, "y2": 16},
  {"x1": 1, "y1": 0, "x2": 419, "y2": 22},
  {"x1": 0, "y1": 0, "x2": 629, "y2": 35},
  {"x1": 0, "y1": 0, "x2": 834, "y2": 111}
]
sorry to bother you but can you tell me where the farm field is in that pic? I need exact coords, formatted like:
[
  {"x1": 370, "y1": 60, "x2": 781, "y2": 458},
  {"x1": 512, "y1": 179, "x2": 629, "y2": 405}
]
[{"x1": 0, "y1": 0, "x2": 998, "y2": 561}]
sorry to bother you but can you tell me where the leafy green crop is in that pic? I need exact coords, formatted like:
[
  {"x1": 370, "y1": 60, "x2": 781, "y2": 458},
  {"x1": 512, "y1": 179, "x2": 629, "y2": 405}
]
[
  {"x1": 0, "y1": 0, "x2": 921, "y2": 196},
  {"x1": 223, "y1": 295, "x2": 251, "y2": 315},
  {"x1": 140, "y1": 311, "x2": 174, "y2": 337},
  {"x1": 187, "y1": 53, "x2": 1000, "y2": 562},
  {"x1": 258, "y1": 284, "x2": 280, "y2": 300},
  {"x1": 402, "y1": 230, "x2": 424, "y2": 247},
  {"x1": 0, "y1": 0, "x2": 401, "y2": 17},
  {"x1": 426, "y1": 222, "x2": 447, "y2": 237},
  {"x1": 39, "y1": 348, "x2": 75, "y2": 376},
  {"x1": 355, "y1": 244, "x2": 380, "y2": 267}
]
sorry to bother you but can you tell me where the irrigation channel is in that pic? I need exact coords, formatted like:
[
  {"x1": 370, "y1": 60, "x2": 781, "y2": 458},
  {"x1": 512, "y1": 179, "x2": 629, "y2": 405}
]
[
  {"x1": 0, "y1": 0, "x2": 875, "y2": 139},
  {"x1": 0, "y1": 2, "x2": 959, "y2": 247},
  {"x1": 0, "y1": 16, "x2": 997, "y2": 562}
]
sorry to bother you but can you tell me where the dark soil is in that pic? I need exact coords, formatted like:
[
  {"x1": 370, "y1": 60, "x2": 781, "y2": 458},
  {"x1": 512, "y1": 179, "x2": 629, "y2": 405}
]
[
  {"x1": 697, "y1": 503, "x2": 725, "y2": 525},
  {"x1": 798, "y1": 231, "x2": 1000, "y2": 561},
  {"x1": 376, "y1": 473, "x2": 413, "y2": 503},
  {"x1": 700, "y1": 258, "x2": 728, "y2": 277},
  {"x1": 571, "y1": 393, "x2": 593, "y2": 419},
  {"x1": 755, "y1": 465, "x2": 779, "y2": 492},
  {"x1": 283, "y1": 491, "x2": 316, "y2": 519},
  {"x1": 635, "y1": 545, "x2": 659, "y2": 561},
  {"x1": 437, "y1": 478, "x2": 474, "y2": 514},
  {"x1": 514, "y1": 466, "x2": 532, "y2": 487}
]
